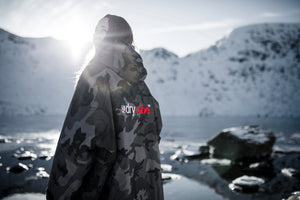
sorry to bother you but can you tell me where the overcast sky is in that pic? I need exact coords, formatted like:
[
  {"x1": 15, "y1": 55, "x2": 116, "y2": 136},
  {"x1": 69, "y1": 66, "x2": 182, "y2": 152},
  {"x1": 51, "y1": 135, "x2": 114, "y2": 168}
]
[{"x1": 0, "y1": 0, "x2": 300, "y2": 56}]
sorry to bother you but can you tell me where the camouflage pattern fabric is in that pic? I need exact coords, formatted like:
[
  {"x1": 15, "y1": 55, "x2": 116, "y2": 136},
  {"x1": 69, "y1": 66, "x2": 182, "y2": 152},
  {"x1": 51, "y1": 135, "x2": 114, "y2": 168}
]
[{"x1": 46, "y1": 42, "x2": 164, "y2": 200}]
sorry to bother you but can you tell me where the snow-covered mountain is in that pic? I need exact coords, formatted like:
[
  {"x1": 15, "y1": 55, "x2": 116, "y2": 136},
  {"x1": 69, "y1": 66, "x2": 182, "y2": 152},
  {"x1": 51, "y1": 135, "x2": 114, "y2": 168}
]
[
  {"x1": 0, "y1": 28, "x2": 91, "y2": 115},
  {"x1": 141, "y1": 23, "x2": 300, "y2": 117},
  {"x1": 0, "y1": 23, "x2": 299, "y2": 117}
]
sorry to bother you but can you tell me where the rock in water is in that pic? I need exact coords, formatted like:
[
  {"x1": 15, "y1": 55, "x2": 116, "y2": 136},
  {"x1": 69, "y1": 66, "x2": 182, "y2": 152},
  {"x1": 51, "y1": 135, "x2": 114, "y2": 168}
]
[
  {"x1": 247, "y1": 160, "x2": 275, "y2": 178},
  {"x1": 39, "y1": 155, "x2": 51, "y2": 160},
  {"x1": 229, "y1": 175, "x2": 265, "y2": 193},
  {"x1": 281, "y1": 168, "x2": 300, "y2": 177},
  {"x1": 36, "y1": 170, "x2": 50, "y2": 178},
  {"x1": 284, "y1": 191, "x2": 300, "y2": 200},
  {"x1": 0, "y1": 138, "x2": 12, "y2": 143},
  {"x1": 6, "y1": 163, "x2": 29, "y2": 173},
  {"x1": 161, "y1": 164, "x2": 172, "y2": 172},
  {"x1": 182, "y1": 145, "x2": 210, "y2": 158},
  {"x1": 170, "y1": 144, "x2": 210, "y2": 162},
  {"x1": 200, "y1": 158, "x2": 231, "y2": 166},
  {"x1": 13, "y1": 150, "x2": 37, "y2": 160},
  {"x1": 161, "y1": 173, "x2": 181, "y2": 183},
  {"x1": 207, "y1": 125, "x2": 275, "y2": 161},
  {"x1": 170, "y1": 149, "x2": 187, "y2": 162}
]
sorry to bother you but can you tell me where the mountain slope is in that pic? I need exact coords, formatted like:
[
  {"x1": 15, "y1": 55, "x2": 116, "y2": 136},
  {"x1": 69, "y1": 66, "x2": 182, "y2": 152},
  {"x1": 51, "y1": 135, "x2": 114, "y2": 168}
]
[
  {"x1": 141, "y1": 23, "x2": 300, "y2": 117},
  {"x1": 0, "y1": 28, "x2": 90, "y2": 115},
  {"x1": 0, "y1": 23, "x2": 299, "y2": 117}
]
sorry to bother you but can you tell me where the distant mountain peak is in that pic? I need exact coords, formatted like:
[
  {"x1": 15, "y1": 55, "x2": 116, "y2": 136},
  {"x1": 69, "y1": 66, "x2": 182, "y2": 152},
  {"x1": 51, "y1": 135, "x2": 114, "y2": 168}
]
[
  {"x1": 187, "y1": 22, "x2": 300, "y2": 58},
  {"x1": 142, "y1": 47, "x2": 178, "y2": 60},
  {"x1": 141, "y1": 22, "x2": 300, "y2": 117}
]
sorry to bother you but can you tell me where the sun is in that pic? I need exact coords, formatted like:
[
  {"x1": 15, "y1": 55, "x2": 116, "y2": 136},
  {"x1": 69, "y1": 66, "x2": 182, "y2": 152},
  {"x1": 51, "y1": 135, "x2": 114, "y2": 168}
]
[{"x1": 53, "y1": 21, "x2": 92, "y2": 61}]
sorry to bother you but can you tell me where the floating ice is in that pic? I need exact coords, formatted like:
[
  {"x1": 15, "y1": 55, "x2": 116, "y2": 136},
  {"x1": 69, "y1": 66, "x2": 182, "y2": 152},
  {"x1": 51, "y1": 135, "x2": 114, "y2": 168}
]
[
  {"x1": 161, "y1": 164, "x2": 172, "y2": 172},
  {"x1": 200, "y1": 158, "x2": 231, "y2": 166}
]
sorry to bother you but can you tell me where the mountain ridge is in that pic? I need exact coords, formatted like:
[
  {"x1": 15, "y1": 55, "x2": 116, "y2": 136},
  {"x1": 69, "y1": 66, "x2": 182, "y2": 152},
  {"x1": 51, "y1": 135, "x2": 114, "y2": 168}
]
[
  {"x1": 141, "y1": 22, "x2": 300, "y2": 117},
  {"x1": 0, "y1": 23, "x2": 299, "y2": 117}
]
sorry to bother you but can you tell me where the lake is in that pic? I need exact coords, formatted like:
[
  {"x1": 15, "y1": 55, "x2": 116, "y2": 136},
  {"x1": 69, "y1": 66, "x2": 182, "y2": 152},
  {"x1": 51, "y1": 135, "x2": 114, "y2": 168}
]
[{"x1": 0, "y1": 115, "x2": 299, "y2": 199}]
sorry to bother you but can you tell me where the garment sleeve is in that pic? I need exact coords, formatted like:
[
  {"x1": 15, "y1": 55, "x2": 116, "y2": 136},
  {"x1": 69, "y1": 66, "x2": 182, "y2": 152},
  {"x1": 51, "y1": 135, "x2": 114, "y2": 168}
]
[{"x1": 46, "y1": 69, "x2": 116, "y2": 200}]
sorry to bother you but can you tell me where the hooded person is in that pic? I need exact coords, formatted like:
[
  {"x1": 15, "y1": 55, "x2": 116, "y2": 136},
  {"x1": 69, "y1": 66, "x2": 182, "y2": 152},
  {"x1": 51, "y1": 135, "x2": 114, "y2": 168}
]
[{"x1": 46, "y1": 14, "x2": 164, "y2": 200}]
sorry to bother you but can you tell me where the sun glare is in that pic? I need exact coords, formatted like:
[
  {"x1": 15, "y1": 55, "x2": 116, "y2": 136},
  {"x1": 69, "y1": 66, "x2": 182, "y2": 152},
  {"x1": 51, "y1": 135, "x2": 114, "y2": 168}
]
[
  {"x1": 66, "y1": 36, "x2": 89, "y2": 61},
  {"x1": 53, "y1": 21, "x2": 92, "y2": 61}
]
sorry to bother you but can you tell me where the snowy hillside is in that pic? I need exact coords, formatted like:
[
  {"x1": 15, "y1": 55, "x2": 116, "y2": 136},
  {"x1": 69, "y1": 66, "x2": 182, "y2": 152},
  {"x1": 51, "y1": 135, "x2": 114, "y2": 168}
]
[
  {"x1": 0, "y1": 23, "x2": 299, "y2": 117},
  {"x1": 141, "y1": 23, "x2": 300, "y2": 117},
  {"x1": 0, "y1": 28, "x2": 91, "y2": 115}
]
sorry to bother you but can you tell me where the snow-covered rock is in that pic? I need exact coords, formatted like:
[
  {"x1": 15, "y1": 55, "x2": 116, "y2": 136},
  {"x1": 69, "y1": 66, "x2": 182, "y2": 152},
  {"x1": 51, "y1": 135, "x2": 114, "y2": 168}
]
[
  {"x1": 229, "y1": 175, "x2": 265, "y2": 193},
  {"x1": 35, "y1": 170, "x2": 50, "y2": 179},
  {"x1": 161, "y1": 173, "x2": 181, "y2": 183},
  {"x1": 170, "y1": 149, "x2": 187, "y2": 162},
  {"x1": 2, "y1": 193, "x2": 45, "y2": 200},
  {"x1": 200, "y1": 158, "x2": 231, "y2": 166},
  {"x1": 284, "y1": 191, "x2": 300, "y2": 200},
  {"x1": 281, "y1": 168, "x2": 300, "y2": 177},
  {"x1": 161, "y1": 164, "x2": 172, "y2": 172},
  {"x1": 13, "y1": 150, "x2": 37, "y2": 160},
  {"x1": 6, "y1": 163, "x2": 29, "y2": 173},
  {"x1": 170, "y1": 144, "x2": 209, "y2": 161},
  {"x1": 207, "y1": 125, "x2": 276, "y2": 161}
]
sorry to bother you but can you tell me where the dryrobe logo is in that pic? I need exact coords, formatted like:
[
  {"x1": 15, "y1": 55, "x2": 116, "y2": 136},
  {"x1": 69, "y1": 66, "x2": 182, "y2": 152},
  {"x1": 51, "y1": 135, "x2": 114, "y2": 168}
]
[{"x1": 121, "y1": 104, "x2": 150, "y2": 116}]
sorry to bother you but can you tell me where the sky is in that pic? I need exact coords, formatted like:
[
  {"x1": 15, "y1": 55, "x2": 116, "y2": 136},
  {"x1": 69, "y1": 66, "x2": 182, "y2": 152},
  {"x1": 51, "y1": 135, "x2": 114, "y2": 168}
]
[{"x1": 0, "y1": 0, "x2": 300, "y2": 57}]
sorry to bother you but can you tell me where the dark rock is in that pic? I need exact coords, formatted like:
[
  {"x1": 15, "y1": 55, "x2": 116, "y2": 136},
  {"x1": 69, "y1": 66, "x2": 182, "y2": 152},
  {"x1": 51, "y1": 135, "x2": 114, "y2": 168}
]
[
  {"x1": 199, "y1": 145, "x2": 210, "y2": 157},
  {"x1": 39, "y1": 155, "x2": 51, "y2": 160},
  {"x1": 183, "y1": 145, "x2": 210, "y2": 158},
  {"x1": 246, "y1": 159, "x2": 275, "y2": 178},
  {"x1": 0, "y1": 138, "x2": 12, "y2": 143},
  {"x1": 6, "y1": 163, "x2": 29, "y2": 173},
  {"x1": 208, "y1": 125, "x2": 275, "y2": 161},
  {"x1": 249, "y1": 160, "x2": 272, "y2": 170}
]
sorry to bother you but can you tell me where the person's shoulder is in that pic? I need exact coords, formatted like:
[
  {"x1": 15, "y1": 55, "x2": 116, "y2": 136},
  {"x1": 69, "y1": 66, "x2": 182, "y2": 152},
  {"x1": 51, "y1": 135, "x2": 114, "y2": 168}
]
[
  {"x1": 86, "y1": 58, "x2": 110, "y2": 78},
  {"x1": 75, "y1": 62, "x2": 110, "y2": 92}
]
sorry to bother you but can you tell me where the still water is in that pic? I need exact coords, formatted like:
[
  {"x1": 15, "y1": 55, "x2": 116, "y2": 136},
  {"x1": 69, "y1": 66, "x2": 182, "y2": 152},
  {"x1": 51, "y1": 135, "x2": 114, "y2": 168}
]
[{"x1": 0, "y1": 115, "x2": 299, "y2": 199}]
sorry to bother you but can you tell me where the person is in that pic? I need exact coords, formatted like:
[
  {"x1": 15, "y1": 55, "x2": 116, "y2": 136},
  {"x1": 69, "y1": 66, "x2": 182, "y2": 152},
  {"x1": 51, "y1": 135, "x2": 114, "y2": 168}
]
[{"x1": 46, "y1": 14, "x2": 164, "y2": 200}]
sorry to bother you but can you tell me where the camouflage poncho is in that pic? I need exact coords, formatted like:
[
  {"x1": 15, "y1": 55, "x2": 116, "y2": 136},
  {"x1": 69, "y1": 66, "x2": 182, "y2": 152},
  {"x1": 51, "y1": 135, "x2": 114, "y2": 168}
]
[{"x1": 46, "y1": 42, "x2": 164, "y2": 200}]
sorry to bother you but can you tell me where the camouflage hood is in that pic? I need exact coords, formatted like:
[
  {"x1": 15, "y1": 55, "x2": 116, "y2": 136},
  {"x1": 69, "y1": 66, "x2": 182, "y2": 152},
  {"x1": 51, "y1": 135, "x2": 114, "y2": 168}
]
[
  {"x1": 91, "y1": 42, "x2": 147, "y2": 85},
  {"x1": 47, "y1": 41, "x2": 164, "y2": 200}
]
